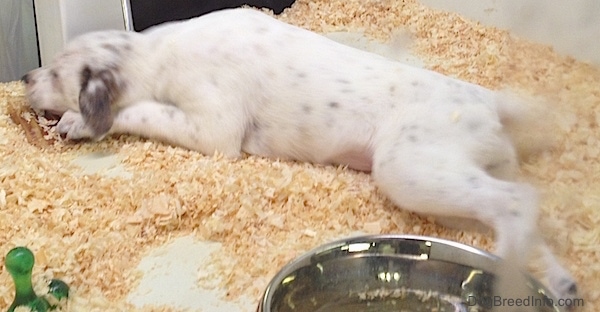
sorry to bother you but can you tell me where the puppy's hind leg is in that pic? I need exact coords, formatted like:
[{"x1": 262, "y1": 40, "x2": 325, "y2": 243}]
[{"x1": 371, "y1": 142, "x2": 540, "y2": 310}]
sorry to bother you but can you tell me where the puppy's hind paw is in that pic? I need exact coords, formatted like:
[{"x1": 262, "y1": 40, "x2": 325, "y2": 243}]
[
  {"x1": 553, "y1": 277, "x2": 578, "y2": 299},
  {"x1": 548, "y1": 273, "x2": 579, "y2": 311}
]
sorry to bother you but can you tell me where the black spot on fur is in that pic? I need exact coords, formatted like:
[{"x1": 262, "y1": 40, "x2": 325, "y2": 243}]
[
  {"x1": 50, "y1": 69, "x2": 63, "y2": 93},
  {"x1": 467, "y1": 121, "x2": 482, "y2": 131},
  {"x1": 161, "y1": 107, "x2": 177, "y2": 119},
  {"x1": 118, "y1": 32, "x2": 131, "y2": 40},
  {"x1": 296, "y1": 72, "x2": 307, "y2": 78},
  {"x1": 251, "y1": 120, "x2": 261, "y2": 132},
  {"x1": 467, "y1": 176, "x2": 481, "y2": 188},
  {"x1": 302, "y1": 104, "x2": 313, "y2": 114},
  {"x1": 487, "y1": 162, "x2": 501, "y2": 171},
  {"x1": 329, "y1": 102, "x2": 340, "y2": 109},
  {"x1": 401, "y1": 124, "x2": 420, "y2": 132},
  {"x1": 190, "y1": 133, "x2": 200, "y2": 143},
  {"x1": 94, "y1": 34, "x2": 108, "y2": 41},
  {"x1": 451, "y1": 97, "x2": 464, "y2": 105},
  {"x1": 102, "y1": 43, "x2": 121, "y2": 55},
  {"x1": 361, "y1": 97, "x2": 373, "y2": 104},
  {"x1": 336, "y1": 78, "x2": 350, "y2": 84},
  {"x1": 210, "y1": 75, "x2": 218, "y2": 86}
]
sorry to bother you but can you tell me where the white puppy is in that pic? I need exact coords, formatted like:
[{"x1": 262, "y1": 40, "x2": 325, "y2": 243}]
[{"x1": 23, "y1": 8, "x2": 576, "y2": 307}]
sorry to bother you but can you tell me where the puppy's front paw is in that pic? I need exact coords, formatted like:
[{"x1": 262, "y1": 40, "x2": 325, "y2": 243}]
[{"x1": 56, "y1": 110, "x2": 93, "y2": 140}]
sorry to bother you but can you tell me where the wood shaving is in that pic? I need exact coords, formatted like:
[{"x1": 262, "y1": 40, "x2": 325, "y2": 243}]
[
  {"x1": 6, "y1": 103, "x2": 58, "y2": 149},
  {"x1": 1, "y1": 0, "x2": 598, "y2": 311}
]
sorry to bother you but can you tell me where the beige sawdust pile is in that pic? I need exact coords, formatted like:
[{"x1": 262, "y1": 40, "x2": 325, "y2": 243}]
[{"x1": 1, "y1": 0, "x2": 599, "y2": 311}]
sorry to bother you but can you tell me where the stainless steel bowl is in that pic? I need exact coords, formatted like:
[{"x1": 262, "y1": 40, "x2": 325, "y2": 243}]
[{"x1": 258, "y1": 235, "x2": 565, "y2": 312}]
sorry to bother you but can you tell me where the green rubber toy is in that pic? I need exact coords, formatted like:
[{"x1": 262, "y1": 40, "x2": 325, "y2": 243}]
[{"x1": 5, "y1": 247, "x2": 69, "y2": 312}]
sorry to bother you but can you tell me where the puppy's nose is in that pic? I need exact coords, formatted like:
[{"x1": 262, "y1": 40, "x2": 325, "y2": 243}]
[{"x1": 21, "y1": 73, "x2": 30, "y2": 84}]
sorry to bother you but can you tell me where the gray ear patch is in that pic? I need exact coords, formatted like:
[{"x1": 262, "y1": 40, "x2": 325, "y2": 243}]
[{"x1": 78, "y1": 66, "x2": 122, "y2": 138}]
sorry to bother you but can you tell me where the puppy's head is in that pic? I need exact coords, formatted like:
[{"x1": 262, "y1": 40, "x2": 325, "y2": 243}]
[{"x1": 23, "y1": 30, "x2": 135, "y2": 138}]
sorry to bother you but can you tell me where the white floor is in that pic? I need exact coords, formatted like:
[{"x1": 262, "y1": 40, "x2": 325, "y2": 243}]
[
  {"x1": 127, "y1": 236, "x2": 255, "y2": 311},
  {"x1": 419, "y1": 0, "x2": 600, "y2": 66}
]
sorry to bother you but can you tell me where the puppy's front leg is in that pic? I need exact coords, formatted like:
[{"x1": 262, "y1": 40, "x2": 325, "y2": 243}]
[
  {"x1": 57, "y1": 101, "x2": 245, "y2": 157},
  {"x1": 110, "y1": 101, "x2": 245, "y2": 157}
]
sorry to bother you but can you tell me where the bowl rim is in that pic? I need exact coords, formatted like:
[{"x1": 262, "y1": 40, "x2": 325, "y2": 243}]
[{"x1": 257, "y1": 234, "x2": 562, "y2": 312}]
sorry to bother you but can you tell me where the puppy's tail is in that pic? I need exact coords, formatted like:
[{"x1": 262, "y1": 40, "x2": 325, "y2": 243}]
[{"x1": 494, "y1": 90, "x2": 558, "y2": 160}]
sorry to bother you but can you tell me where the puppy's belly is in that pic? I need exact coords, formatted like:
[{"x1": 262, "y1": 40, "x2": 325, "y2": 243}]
[
  {"x1": 241, "y1": 116, "x2": 375, "y2": 171},
  {"x1": 326, "y1": 149, "x2": 373, "y2": 172},
  {"x1": 244, "y1": 141, "x2": 374, "y2": 171}
]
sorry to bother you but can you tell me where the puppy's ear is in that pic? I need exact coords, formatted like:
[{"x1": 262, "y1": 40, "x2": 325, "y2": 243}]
[{"x1": 78, "y1": 65, "x2": 121, "y2": 138}]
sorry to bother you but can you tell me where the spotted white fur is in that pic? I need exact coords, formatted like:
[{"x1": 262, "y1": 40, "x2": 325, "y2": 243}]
[{"x1": 23, "y1": 8, "x2": 576, "y2": 306}]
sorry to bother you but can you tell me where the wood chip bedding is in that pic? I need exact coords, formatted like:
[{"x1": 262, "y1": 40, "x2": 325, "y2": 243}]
[{"x1": 1, "y1": 0, "x2": 598, "y2": 311}]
